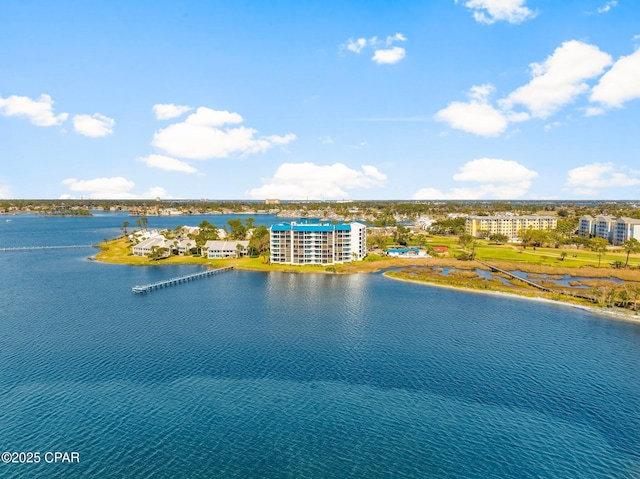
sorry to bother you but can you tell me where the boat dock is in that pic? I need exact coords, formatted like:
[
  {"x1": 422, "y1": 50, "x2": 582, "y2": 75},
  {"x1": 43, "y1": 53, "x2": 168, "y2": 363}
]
[{"x1": 132, "y1": 266, "x2": 233, "y2": 294}]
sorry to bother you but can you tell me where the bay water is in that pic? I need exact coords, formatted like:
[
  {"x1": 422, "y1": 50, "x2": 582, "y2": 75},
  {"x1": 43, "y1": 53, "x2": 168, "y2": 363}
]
[{"x1": 1, "y1": 214, "x2": 640, "y2": 478}]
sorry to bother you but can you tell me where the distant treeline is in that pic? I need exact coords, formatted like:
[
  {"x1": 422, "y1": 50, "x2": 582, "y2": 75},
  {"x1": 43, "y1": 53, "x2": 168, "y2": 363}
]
[{"x1": 2, "y1": 199, "x2": 639, "y2": 222}]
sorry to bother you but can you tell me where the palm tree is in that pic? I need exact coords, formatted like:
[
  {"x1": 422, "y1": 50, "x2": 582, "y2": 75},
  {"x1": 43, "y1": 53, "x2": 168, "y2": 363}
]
[
  {"x1": 121, "y1": 221, "x2": 130, "y2": 236},
  {"x1": 623, "y1": 238, "x2": 640, "y2": 268},
  {"x1": 589, "y1": 238, "x2": 609, "y2": 267}
]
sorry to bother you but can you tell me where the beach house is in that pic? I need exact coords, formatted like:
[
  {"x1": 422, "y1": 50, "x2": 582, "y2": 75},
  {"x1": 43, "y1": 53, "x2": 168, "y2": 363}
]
[
  {"x1": 202, "y1": 240, "x2": 249, "y2": 258},
  {"x1": 132, "y1": 235, "x2": 170, "y2": 257}
]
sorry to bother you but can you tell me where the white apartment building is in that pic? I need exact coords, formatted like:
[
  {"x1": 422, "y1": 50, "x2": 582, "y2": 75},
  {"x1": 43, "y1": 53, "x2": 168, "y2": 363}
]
[
  {"x1": 465, "y1": 215, "x2": 557, "y2": 241},
  {"x1": 612, "y1": 217, "x2": 640, "y2": 245},
  {"x1": 270, "y1": 220, "x2": 367, "y2": 265},
  {"x1": 578, "y1": 215, "x2": 640, "y2": 244}
]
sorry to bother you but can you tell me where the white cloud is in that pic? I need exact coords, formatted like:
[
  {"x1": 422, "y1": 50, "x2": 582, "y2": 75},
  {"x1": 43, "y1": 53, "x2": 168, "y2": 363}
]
[
  {"x1": 543, "y1": 121, "x2": 563, "y2": 131},
  {"x1": 246, "y1": 162, "x2": 387, "y2": 200},
  {"x1": 435, "y1": 84, "x2": 508, "y2": 136},
  {"x1": 597, "y1": 1, "x2": 617, "y2": 13},
  {"x1": 350, "y1": 141, "x2": 369, "y2": 150},
  {"x1": 342, "y1": 33, "x2": 407, "y2": 64},
  {"x1": 345, "y1": 38, "x2": 367, "y2": 53},
  {"x1": 61, "y1": 177, "x2": 168, "y2": 199},
  {"x1": 320, "y1": 136, "x2": 334, "y2": 144},
  {"x1": 152, "y1": 107, "x2": 295, "y2": 160},
  {"x1": 590, "y1": 49, "x2": 640, "y2": 108},
  {"x1": 565, "y1": 163, "x2": 640, "y2": 192},
  {"x1": 182, "y1": 107, "x2": 243, "y2": 127},
  {"x1": 372, "y1": 47, "x2": 406, "y2": 65},
  {"x1": 413, "y1": 158, "x2": 537, "y2": 199},
  {"x1": 73, "y1": 113, "x2": 115, "y2": 137},
  {"x1": 453, "y1": 158, "x2": 538, "y2": 183},
  {"x1": 139, "y1": 154, "x2": 198, "y2": 174},
  {"x1": 461, "y1": 0, "x2": 536, "y2": 24},
  {"x1": 437, "y1": 41, "x2": 616, "y2": 135},
  {"x1": 153, "y1": 103, "x2": 193, "y2": 120},
  {"x1": 386, "y1": 32, "x2": 406, "y2": 44},
  {"x1": 144, "y1": 186, "x2": 169, "y2": 199},
  {"x1": 500, "y1": 40, "x2": 612, "y2": 118},
  {"x1": 0, "y1": 93, "x2": 68, "y2": 126},
  {"x1": 583, "y1": 106, "x2": 605, "y2": 117}
]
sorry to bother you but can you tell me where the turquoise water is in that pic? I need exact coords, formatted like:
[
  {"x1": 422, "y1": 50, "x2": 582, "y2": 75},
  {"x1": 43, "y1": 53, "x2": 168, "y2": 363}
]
[{"x1": 1, "y1": 214, "x2": 640, "y2": 478}]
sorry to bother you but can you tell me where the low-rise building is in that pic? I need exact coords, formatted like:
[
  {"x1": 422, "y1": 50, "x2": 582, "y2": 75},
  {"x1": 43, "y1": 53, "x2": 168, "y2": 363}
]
[
  {"x1": 132, "y1": 235, "x2": 170, "y2": 257},
  {"x1": 203, "y1": 240, "x2": 249, "y2": 258},
  {"x1": 175, "y1": 239, "x2": 196, "y2": 255},
  {"x1": 129, "y1": 228, "x2": 160, "y2": 243},
  {"x1": 387, "y1": 247, "x2": 429, "y2": 258}
]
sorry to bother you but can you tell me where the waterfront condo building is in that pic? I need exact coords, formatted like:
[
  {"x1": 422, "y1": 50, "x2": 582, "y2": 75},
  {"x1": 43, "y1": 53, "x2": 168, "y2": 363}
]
[
  {"x1": 465, "y1": 215, "x2": 557, "y2": 241},
  {"x1": 270, "y1": 220, "x2": 367, "y2": 265}
]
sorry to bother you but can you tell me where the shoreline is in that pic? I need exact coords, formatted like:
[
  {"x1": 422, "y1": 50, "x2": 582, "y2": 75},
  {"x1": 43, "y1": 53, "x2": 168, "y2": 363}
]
[
  {"x1": 383, "y1": 271, "x2": 640, "y2": 324},
  {"x1": 94, "y1": 237, "x2": 640, "y2": 324}
]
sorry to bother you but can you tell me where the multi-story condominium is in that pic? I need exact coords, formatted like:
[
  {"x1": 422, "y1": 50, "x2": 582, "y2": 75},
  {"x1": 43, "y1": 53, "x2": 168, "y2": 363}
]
[
  {"x1": 612, "y1": 217, "x2": 640, "y2": 246},
  {"x1": 270, "y1": 220, "x2": 367, "y2": 265},
  {"x1": 594, "y1": 215, "x2": 617, "y2": 243},
  {"x1": 578, "y1": 215, "x2": 640, "y2": 245},
  {"x1": 465, "y1": 215, "x2": 557, "y2": 241},
  {"x1": 578, "y1": 215, "x2": 595, "y2": 238}
]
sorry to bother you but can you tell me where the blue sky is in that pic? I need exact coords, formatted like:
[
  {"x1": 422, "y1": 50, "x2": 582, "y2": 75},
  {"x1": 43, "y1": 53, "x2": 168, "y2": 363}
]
[{"x1": 1, "y1": 0, "x2": 639, "y2": 200}]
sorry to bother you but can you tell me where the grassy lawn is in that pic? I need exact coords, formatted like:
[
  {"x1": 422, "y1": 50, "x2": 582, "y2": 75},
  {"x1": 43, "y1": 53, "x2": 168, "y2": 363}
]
[
  {"x1": 96, "y1": 238, "x2": 349, "y2": 274},
  {"x1": 423, "y1": 237, "x2": 640, "y2": 270}
]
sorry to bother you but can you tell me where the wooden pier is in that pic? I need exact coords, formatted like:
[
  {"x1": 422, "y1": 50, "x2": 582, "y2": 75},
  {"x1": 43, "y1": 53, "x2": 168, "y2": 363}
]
[
  {"x1": 475, "y1": 260, "x2": 554, "y2": 292},
  {"x1": 131, "y1": 266, "x2": 233, "y2": 294},
  {"x1": 475, "y1": 260, "x2": 597, "y2": 303}
]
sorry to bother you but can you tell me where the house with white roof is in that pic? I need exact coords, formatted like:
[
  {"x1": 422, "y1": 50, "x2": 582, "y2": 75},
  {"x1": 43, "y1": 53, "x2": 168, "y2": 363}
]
[
  {"x1": 203, "y1": 240, "x2": 249, "y2": 258},
  {"x1": 132, "y1": 235, "x2": 170, "y2": 257}
]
